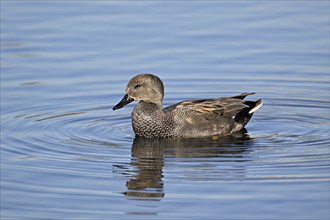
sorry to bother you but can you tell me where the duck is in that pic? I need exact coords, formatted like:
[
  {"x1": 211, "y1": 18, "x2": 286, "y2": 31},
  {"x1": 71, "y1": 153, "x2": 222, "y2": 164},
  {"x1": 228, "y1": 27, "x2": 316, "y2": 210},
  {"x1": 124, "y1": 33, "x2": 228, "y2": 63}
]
[{"x1": 113, "y1": 73, "x2": 262, "y2": 138}]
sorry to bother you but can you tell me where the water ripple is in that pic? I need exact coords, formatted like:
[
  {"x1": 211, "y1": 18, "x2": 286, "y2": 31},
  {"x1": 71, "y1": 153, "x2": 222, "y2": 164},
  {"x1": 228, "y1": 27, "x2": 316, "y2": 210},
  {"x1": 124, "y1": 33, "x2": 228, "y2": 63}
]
[{"x1": 2, "y1": 1, "x2": 329, "y2": 219}]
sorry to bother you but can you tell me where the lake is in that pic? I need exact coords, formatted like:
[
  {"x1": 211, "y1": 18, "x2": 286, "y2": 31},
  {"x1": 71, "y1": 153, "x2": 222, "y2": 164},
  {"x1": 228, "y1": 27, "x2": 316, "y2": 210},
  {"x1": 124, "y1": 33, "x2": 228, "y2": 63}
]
[{"x1": 1, "y1": 1, "x2": 329, "y2": 219}]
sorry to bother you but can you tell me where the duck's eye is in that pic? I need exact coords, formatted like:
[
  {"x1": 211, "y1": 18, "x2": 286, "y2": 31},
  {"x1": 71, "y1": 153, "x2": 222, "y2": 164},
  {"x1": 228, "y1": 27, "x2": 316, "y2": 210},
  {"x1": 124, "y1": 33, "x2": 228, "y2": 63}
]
[{"x1": 134, "y1": 84, "x2": 141, "y2": 89}]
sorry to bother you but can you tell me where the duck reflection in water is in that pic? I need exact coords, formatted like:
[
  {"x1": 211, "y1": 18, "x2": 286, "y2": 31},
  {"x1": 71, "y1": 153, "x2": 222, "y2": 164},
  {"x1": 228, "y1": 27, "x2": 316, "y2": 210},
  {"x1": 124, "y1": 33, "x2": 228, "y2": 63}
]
[{"x1": 124, "y1": 129, "x2": 253, "y2": 200}]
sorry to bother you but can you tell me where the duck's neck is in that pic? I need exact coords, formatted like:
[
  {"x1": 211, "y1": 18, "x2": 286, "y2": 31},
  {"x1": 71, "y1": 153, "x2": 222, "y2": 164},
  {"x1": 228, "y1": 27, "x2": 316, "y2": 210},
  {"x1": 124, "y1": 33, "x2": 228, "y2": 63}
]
[{"x1": 132, "y1": 101, "x2": 164, "y2": 121}]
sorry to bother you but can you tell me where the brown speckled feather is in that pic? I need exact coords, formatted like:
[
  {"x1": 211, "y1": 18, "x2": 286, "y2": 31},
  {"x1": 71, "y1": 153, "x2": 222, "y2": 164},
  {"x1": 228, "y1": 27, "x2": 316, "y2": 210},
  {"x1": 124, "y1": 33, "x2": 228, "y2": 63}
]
[{"x1": 166, "y1": 96, "x2": 251, "y2": 118}]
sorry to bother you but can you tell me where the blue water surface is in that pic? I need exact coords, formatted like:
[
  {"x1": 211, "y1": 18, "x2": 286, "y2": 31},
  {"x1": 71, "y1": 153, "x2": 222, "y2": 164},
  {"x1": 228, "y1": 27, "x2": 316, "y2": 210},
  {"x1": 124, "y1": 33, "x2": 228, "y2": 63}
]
[{"x1": 1, "y1": 1, "x2": 329, "y2": 220}]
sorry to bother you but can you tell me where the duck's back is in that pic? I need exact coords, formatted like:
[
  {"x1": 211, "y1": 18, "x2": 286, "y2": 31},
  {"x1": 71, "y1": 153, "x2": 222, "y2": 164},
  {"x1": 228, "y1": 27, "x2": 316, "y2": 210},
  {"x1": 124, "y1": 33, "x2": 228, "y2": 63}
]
[{"x1": 163, "y1": 93, "x2": 262, "y2": 138}]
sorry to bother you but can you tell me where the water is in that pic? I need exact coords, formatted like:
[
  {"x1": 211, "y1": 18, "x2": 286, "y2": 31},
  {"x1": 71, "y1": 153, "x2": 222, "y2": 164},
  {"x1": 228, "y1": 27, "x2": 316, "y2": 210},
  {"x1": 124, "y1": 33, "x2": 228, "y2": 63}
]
[{"x1": 1, "y1": 1, "x2": 329, "y2": 219}]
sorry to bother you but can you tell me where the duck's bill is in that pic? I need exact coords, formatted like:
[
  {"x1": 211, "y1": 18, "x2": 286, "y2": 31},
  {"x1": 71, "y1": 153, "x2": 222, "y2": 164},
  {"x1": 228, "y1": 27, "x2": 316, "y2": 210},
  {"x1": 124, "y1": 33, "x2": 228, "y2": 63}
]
[{"x1": 113, "y1": 94, "x2": 134, "y2": 110}]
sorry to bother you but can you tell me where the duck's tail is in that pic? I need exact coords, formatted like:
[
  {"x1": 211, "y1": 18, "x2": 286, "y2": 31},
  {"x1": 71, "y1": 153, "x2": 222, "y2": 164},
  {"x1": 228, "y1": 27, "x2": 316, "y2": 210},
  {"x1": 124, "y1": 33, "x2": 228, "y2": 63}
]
[
  {"x1": 248, "y1": 99, "x2": 263, "y2": 114},
  {"x1": 234, "y1": 99, "x2": 263, "y2": 125}
]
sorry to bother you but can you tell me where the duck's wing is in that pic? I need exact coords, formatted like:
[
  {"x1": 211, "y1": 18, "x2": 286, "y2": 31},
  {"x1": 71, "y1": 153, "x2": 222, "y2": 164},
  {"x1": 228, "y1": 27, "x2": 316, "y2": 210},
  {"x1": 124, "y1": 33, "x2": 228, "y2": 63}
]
[
  {"x1": 163, "y1": 93, "x2": 262, "y2": 136},
  {"x1": 171, "y1": 98, "x2": 249, "y2": 118},
  {"x1": 164, "y1": 93, "x2": 252, "y2": 119}
]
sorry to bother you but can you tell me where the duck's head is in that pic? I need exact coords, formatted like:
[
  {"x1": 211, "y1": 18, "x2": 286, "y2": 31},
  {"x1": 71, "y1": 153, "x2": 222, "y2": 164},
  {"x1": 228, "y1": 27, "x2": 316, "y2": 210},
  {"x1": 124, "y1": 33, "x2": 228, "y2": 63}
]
[{"x1": 113, "y1": 73, "x2": 164, "y2": 110}]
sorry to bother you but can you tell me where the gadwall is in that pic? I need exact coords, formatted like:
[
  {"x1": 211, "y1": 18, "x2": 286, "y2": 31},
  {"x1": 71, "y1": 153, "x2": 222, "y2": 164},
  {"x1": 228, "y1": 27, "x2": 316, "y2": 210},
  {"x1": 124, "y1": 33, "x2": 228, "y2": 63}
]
[{"x1": 113, "y1": 74, "x2": 262, "y2": 138}]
